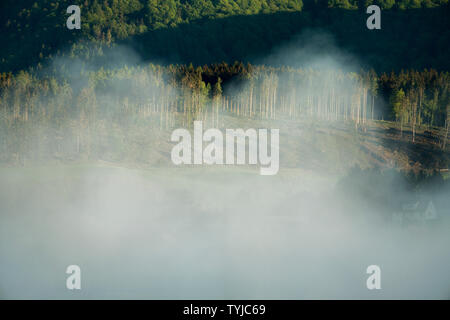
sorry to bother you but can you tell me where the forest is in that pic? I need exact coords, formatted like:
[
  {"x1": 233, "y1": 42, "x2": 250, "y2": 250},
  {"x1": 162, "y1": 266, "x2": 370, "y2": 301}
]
[
  {"x1": 1, "y1": 0, "x2": 450, "y2": 303},
  {"x1": 0, "y1": 0, "x2": 449, "y2": 72},
  {"x1": 0, "y1": 63, "x2": 448, "y2": 165},
  {"x1": 0, "y1": 1, "x2": 448, "y2": 168}
]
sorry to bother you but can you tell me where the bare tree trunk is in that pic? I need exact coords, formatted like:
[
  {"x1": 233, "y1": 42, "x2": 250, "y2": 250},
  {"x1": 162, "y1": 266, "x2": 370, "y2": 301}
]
[{"x1": 442, "y1": 105, "x2": 449, "y2": 150}]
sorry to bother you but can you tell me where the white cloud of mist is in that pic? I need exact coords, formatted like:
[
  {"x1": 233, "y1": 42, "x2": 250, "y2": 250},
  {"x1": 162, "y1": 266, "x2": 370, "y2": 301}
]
[
  {"x1": 256, "y1": 29, "x2": 361, "y2": 71},
  {"x1": 0, "y1": 166, "x2": 449, "y2": 299},
  {"x1": 0, "y1": 36, "x2": 449, "y2": 300}
]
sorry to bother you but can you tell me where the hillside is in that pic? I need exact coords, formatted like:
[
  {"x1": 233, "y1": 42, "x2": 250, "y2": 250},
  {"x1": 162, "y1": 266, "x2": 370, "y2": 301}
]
[
  {"x1": 0, "y1": 1, "x2": 448, "y2": 172},
  {"x1": 0, "y1": 0, "x2": 449, "y2": 73},
  {"x1": 1, "y1": 0, "x2": 450, "y2": 301}
]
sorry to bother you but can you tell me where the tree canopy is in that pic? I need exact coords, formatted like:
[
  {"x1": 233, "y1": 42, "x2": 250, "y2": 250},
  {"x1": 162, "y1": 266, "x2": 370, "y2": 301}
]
[{"x1": 1, "y1": 0, "x2": 449, "y2": 73}]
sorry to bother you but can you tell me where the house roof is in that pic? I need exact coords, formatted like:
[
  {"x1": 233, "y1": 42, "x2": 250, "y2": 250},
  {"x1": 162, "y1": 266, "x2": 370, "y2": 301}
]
[{"x1": 402, "y1": 199, "x2": 436, "y2": 213}]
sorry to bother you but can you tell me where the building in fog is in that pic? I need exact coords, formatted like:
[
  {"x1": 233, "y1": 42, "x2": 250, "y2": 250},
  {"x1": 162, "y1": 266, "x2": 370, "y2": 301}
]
[{"x1": 392, "y1": 199, "x2": 438, "y2": 225}]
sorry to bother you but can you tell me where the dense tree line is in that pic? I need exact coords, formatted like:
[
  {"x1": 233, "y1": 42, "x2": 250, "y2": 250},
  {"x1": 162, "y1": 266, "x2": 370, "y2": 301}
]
[
  {"x1": 326, "y1": 0, "x2": 447, "y2": 9},
  {"x1": 0, "y1": 62, "x2": 448, "y2": 136},
  {"x1": 1, "y1": 0, "x2": 449, "y2": 73},
  {"x1": 1, "y1": 63, "x2": 448, "y2": 126}
]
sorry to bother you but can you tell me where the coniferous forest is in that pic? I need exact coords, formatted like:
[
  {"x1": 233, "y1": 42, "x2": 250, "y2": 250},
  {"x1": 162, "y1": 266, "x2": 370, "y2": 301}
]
[
  {"x1": 1, "y1": 0, "x2": 450, "y2": 302},
  {"x1": 1, "y1": 0, "x2": 448, "y2": 173},
  {"x1": 1, "y1": 1, "x2": 449, "y2": 72},
  {"x1": 1, "y1": 59, "x2": 448, "y2": 169}
]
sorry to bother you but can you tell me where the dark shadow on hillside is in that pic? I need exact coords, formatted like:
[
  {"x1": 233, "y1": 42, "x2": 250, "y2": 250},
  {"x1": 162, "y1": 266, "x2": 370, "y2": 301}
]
[
  {"x1": 119, "y1": 7, "x2": 450, "y2": 72},
  {"x1": 2, "y1": 7, "x2": 449, "y2": 74},
  {"x1": 361, "y1": 126, "x2": 449, "y2": 169}
]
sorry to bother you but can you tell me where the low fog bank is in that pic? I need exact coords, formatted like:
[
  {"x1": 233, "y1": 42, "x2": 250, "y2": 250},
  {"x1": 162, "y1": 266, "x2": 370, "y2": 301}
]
[
  {"x1": 0, "y1": 166, "x2": 449, "y2": 299},
  {"x1": 1, "y1": 32, "x2": 449, "y2": 300},
  {"x1": 256, "y1": 30, "x2": 359, "y2": 71}
]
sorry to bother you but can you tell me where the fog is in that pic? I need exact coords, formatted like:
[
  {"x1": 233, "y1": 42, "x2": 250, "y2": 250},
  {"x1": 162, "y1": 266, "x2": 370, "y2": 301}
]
[
  {"x1": 1, "y1": 165, "x2": 449, "y2": 299},
  {"x1": 0, "y1": 33, "x2": 449, "y2": 300},
  {"x1": 256, "y1": 29, "x2": 360, "y2": 71}
]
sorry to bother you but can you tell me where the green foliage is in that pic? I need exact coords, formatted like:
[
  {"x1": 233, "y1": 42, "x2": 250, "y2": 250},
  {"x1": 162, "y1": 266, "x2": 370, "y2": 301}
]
[
  {"x1": 1, "y1": 0, "x2": 449, "y2": 74},
  {"x1": 390, "y1": 88, "x2": 407, "y2": 122},
  {"x1": 0, "y1": 63, "x2": 448, "y2": 165},
  {"x1": 147, "y1": 0, "x2": 180, "y2": 28}
]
